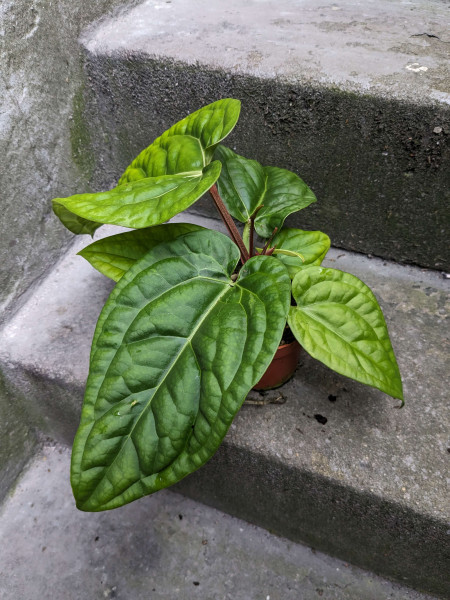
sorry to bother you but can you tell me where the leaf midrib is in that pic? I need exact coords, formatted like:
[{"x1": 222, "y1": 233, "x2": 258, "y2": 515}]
[
  {"x1": 80, "y1": 279, "x2": 233, "y2": 506},
  {"x1": 296, "y1": 310, "x2": 399, "y2": 394},
  {"x1": 295, "y1": 275, "x2": 380, "y2": 319},
  {"x1": 67, "y1": 175, "x2": 201, "y2": 211},
  {"x1": 228, "y1": 162, "x2": 251, "y2": 222},
  {"x1": 296, "y1": 305, "x2": 395, "y2": 379}
]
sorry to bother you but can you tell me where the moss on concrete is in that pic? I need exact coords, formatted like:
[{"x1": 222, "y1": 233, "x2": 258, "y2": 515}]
[
  {"x1": 0, "y1": 0, "x2": 131, "y2": 322},
  {"x1": 70, "y1": 84, "x2": 95, "y2": 183}
]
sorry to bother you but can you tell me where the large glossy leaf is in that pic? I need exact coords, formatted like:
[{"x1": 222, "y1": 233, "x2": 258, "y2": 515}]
[
  {"x1": 215, "y1": 145, "x2": 317, "y2": 238},
  {"x1": 78, "y1": 223, "x2": 203, "y2": 281},
  {"x1": 288, "y1": 267, "x2": 403, "y2": 400},
  {"x1": 119, "y1": 99, "x2": 241, "y2": 183},
  {"x1": 269, "y1": 228, "x2": 331, "y2": 279},
  {"x1": 71, "y1": 229, "x2": 291, "y2": 511},
  {"x1": 52, "y1": 162, "x2": 221, "y2": 230}
]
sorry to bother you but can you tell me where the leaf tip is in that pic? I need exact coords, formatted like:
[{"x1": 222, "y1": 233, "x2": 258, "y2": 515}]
[{"x1": 395, "y1": 395, "x2": 405, "y2": 409}]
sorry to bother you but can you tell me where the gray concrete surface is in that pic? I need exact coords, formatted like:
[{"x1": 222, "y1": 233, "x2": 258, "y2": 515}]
[
  {"x1": 0, "y1": 0, "x2": 138, "y2": 322},
  {"x1": 79, "y1": 0, "x2": 450, "y2": 270},
  {"x1": 0, "y1": 442, "x2": 439, "y2": 600},
  {"x1": 0, "y1": 215, "x2": 448, "y2": 596},
  {"x1": 84, "y1": 0, "x2": 450, "y2": 102},
  {"x1": 0, "y1": 372, "x2": 38, "y2": 504}
]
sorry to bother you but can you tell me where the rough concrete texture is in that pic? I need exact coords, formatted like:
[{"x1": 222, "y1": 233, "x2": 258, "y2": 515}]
[
  {"x1": 83, "y1": 0, "x2": 450, "y2": 102},
  {"x1": 79, "y1": 0, "x2": 450, "y2": 270},
  {"x1": 0, "y1": 373, "x2": 37, "y2": 504},
  {"x1": 0, "y1": 443, "x2": 439, "y2": 600},
  {"x1": 0, "y1": 0, "x2": 139, "y2": 322},
  {"x1": 0, "y1": 215, "x2": 448, "y2": 596}
]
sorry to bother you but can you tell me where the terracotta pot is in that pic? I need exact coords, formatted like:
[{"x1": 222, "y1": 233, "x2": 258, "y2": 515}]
[{"x1": 253, "y1": 339, "x2": 302, "y2": 391}]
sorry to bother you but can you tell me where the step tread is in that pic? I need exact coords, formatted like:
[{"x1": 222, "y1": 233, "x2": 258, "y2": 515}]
[
  {"x1": 83, "y1": 0, "x2": 450, "y2": 103},
  {"x1": 83, "y1": 0, "x2": 450, "y2": 105},
  {"x1": 0, "y1": 442, "x2": 437, "y2": 600}
]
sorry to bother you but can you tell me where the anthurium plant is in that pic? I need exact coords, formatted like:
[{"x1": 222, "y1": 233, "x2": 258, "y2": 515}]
[{"x1": 52, "y1": 99, "x2": 403, "y2": 512}]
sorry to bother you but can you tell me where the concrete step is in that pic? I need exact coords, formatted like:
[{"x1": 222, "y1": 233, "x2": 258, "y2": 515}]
[
  {"x1": 0, "y1": 441, "x2": 438, "y2": 600},
  {"x1": 0, "y1": 214, "x2": 448, "y2": 597},
  {"x1": 78, "y1": 0, "x2": 450, "y2": 271}
]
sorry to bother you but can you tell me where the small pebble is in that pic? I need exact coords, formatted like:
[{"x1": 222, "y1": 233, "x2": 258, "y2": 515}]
[{"x1": 314, "y1": 414, "x2": 328, "y2": 425}]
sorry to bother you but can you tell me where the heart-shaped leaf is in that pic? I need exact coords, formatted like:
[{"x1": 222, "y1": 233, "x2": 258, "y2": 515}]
[
  {"x1": 53, "y1": 100, "x2": 240, "y2": 235},
  {"x1": 71, "y1": 229, "x2": 291, "y2": 511},
  {"x1": 288, "y1": 266, "x2": 403, "y2": 400},
  {"x1": 215, "y1": 145, "x2": 317, "y2": 238},
  {"x1": 52, "y1": 162, "x2": 221, "y2": 230},
  {"x1": 269, "y1": 228, "x2": 331, "y2": 278},
  {"x1": 119, "y1": 99, "x2": 241, "y2": 183},
  {"x1": 78, "y1": 223, "x2": 203, "y2": 281}
]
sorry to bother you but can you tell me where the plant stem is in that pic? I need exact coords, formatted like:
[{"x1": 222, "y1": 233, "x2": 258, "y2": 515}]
[
  {"x1": 249, "y1": 220, "x2": 254, "y2": 258},
  {"x1": 260, "y1": 226, "x2": 278, "y2": 255},
  {"x1": 210, "y1": 185, "x2": 249, "y2": 263},
  {"x1": 248, "y1": 205, "x2": 264, "y2": 258}
]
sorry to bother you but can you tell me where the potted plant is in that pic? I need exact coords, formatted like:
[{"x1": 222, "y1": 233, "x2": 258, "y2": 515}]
[{"x1": 52, "y1": 99, "x2": 403, "y2": 512}]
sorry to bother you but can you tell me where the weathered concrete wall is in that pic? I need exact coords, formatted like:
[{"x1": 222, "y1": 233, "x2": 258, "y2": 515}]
[
  {"x1": 0, "y1": 0, "x2": 139, "y2": 500},
  {"x1": 0, "y1": 0, "x2": 135, "y2": 323}
]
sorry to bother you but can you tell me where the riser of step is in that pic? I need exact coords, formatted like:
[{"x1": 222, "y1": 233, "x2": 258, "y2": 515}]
[
  {"x1": 0, "y1": 443, "x2": 437, "y2": 600},
  {"x1": 77, "y1": 0, "x2": 450, "y2": 271},
  {"x1": 0, "y1": 214, "x2": 448, "y2": 597}
]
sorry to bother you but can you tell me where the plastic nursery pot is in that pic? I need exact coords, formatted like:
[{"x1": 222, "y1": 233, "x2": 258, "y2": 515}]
[{"x1": 253, "y1": 339, "x2": 302, "y2": 391}]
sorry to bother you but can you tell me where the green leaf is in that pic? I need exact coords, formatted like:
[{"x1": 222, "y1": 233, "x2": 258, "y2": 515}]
[
  {"x1": 119, "y1": 99, "x2": 241, "y2": 183},
  {"x1": 78, "y1": 223, "x2": 204, "y2": 281},
  {"x1": 215, "y1": 146, "x2": 317, "y2": 238},
  {"x1": 71, "y1": 229, "x2": 291, "y2": 511},
  {"x1": 269, "y1": 228, "x2": 331, "y2": 279},
  {"x1": 288, "y1": 267, "x2": 403, "y2": 400},
  {"x1": 214, "y1": 145, "x2": 266, "y2": 222},
  {"x1": 52, "y1": 203, "x2": 101, "y2": 236},
  {"x1": 52, "y1": 100, "x2": 240, "y2": 234},
  {"x1": 52, "y1": 162, "x2": 221, "y2": 230}
]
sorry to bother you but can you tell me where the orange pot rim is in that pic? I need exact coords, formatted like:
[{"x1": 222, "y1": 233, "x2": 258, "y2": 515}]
[{"x1": 273, "y1": 338, "x2": 301, "y2": 358}]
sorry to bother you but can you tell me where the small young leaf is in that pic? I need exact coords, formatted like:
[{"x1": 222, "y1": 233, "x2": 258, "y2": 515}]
[
  {"x1": 270, "y1": 228, "x2": 331, "y2": 278},
  {"x1": 52, "y1": 162, "x2": 221, "y2": 230},
  {"x1": 257, "y1": 167, "x2": 317, "y2": 238},
  {"x1": 78, "y1": 223, "x2": 204, "y2": 281},
  {"x1": 71, "y1": 229, "x2": 291, "y2": 511},
  {"x1": 288, "y1": 266, "x2": 403, "y2": 400},
  {"x1": 214, "y1": 145, "x2": 266, "y2": 222},
  {"x1": 119, "y1": 99, "x2": 241, "y2": 183},
  {"x1": 215, "y1": 146, "x2": 317, "y2": 238}
]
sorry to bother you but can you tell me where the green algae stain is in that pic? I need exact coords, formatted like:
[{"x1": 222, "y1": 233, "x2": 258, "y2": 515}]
[{"x1": 70, "y1": 85, "x2": 95, "y2": 182}]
